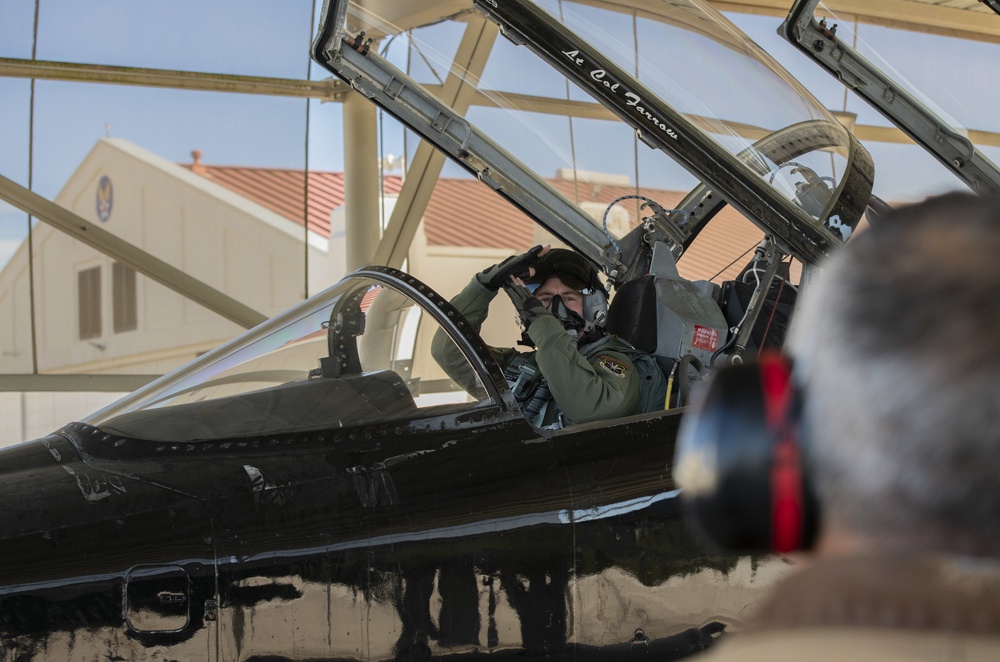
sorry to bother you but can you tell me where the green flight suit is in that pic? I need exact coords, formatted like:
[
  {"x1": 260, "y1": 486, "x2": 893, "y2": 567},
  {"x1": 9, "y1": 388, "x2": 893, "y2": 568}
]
[{"x1": 431, "y1": 278, "x2": 641, "y2": 428}]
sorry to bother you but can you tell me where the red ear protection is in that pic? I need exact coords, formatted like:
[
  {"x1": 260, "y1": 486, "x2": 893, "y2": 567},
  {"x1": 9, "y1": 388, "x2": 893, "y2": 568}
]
[{"x1": 674, "y1": 352, "x2": 818, "y2": 554}]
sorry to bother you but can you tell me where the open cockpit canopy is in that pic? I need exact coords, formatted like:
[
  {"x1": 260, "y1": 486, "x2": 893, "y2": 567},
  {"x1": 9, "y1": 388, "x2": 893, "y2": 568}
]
[
  {"x1": 312, "y1": 0, "x2": 874, "y2": 276},
  {"x1": 782, "y1": 0, "x2": 1000, "y2": 196},
  {"x1": 86, "y1": 267, "x2": 508, "y2": 440}
]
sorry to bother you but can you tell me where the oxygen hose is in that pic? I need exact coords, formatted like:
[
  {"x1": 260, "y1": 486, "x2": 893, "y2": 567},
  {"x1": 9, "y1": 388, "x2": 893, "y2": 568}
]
[
  {"x1": 664, "y1": 362, "x2": 678, "y2": 410},
  {"x1": 523, "y1": 380, "x2": 551, "y2": 421}
]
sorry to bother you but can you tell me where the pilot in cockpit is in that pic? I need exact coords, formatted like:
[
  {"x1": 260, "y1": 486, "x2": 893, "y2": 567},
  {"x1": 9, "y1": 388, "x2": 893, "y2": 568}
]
[{"x1": 431, "y1": 246, "x2": 664, "y2": 429}]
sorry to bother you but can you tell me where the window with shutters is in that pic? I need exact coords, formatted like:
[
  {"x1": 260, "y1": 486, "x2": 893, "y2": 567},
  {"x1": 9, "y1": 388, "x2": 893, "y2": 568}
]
[
  {"x1": 113, "y1": 262, "x2": 137, "y2": 333},
  {"x1": 78, "y1": 266, "x2": 102, "y2": 340}
]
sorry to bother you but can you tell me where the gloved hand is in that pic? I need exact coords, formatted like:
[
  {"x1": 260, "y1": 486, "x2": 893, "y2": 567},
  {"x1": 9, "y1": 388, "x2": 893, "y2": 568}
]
[
  {"x1": 502, "y1": 280, "x2": 550, "y2": 330},
  {"x1": 476, "y1": 245, "x2": 545, "y2": 292}
]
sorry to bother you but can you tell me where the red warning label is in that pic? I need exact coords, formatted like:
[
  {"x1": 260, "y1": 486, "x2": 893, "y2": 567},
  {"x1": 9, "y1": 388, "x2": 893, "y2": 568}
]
[{"x1": 692, "y1": 325, "x2": 719, "y2": 352}]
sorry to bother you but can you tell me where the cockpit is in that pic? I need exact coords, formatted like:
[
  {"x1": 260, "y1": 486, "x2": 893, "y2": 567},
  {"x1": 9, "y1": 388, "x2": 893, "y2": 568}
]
[{"x1": 89, "y1": 268, "x2": 500, "y2": 441}]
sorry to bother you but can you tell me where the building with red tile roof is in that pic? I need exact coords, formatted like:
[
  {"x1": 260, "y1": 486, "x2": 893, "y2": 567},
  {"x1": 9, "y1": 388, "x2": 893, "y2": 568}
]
[{"x1": 182, "y1": 153, "x2": 771, "y2": 285}]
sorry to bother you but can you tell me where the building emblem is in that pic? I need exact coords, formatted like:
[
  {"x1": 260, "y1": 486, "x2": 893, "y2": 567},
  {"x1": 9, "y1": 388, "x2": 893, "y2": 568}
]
[{"x1": 96, "y1": 175, "x2": 113, "y2": 222}]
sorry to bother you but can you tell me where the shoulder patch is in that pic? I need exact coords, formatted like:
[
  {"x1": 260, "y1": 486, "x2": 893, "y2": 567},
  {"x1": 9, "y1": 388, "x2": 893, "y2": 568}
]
[{"x1": 597, "y1": 354, "x2": 628, "y2": 378}]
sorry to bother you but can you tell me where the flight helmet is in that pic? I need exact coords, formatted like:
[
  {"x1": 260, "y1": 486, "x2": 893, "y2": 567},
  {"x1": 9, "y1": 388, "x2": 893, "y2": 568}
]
[{"x1": 527, "y1": 249, "x2": 609, "y2": 331}]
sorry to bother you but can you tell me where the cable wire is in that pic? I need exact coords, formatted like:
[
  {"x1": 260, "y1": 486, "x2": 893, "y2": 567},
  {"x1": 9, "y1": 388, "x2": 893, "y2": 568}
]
[
  {"x1": 709, "y1": 243, "x2": 756, "y2": 282},
  {"x1": 27, "y1": 0, "x2": 41, "y2": 376}
]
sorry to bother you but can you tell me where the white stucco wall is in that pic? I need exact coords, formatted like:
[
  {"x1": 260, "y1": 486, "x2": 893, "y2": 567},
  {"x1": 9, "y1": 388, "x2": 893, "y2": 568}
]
[{"x1": 0, "y1": 139, "x2": 349, "y2": 445}]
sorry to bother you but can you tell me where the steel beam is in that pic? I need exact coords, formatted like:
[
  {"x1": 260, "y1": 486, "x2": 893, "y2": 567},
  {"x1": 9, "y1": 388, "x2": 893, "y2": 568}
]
[
  {"x1": 3, "y1": 56, "x2": 997, "y2": 150},
  {"x1": 439, "y1": 87, "x2": 1000, "y2": 148},
  {"x1": 0, "y1": 57, "x2": 344, "y2": 100},
  {"x1": 0, "y1": 174, "x2": 268, "y2": 329},
  {"x1": 712, "y1": 0, "x2": 1000, "y2": 43},
  {"x1": 559, "y1": 1, "x2": 1000, "y2": 43},
  {"x1": 343, "y1": 94, "x2": 382, "y2": 270},
  {"x1": 0, "y1": 374, "x2": 157, "y2": 393},
  {"x1": 373, "y1": 14, "x2": 499, "y2": 268}
]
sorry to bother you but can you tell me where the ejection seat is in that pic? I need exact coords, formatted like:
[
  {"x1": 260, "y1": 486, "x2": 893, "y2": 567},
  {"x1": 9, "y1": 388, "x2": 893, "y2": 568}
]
[{"x1": 606, "y1": 250, "x2": 729, "y2": 409}]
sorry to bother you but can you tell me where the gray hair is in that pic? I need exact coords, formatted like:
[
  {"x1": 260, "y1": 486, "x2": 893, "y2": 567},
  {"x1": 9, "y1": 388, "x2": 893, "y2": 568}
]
[{"x1": 789, "y1": 192, "x2": 1000, "y2": 554}]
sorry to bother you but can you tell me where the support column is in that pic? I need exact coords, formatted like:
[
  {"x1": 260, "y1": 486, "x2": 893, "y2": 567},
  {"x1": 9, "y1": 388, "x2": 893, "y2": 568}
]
[{"x1": 343, "y1": 92, "x2": 382, "y2": 271}]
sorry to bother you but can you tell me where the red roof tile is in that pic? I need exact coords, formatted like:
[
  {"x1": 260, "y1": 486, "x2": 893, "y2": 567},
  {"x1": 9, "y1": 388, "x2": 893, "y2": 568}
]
[{"x1": 183, "y1": 162, "x2": 769, "y2": 282}]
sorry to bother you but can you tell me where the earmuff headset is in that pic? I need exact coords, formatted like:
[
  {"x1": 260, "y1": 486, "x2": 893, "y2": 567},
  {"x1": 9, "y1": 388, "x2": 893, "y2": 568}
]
[{"x1": 673, "y1": 352, "x2": 819, "y2": 554}]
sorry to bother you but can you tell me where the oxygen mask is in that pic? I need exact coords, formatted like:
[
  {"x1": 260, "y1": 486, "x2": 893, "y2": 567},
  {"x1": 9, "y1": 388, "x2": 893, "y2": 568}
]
[{"x1": 547, "y1": 294, "x2": 586, "y2": 332}]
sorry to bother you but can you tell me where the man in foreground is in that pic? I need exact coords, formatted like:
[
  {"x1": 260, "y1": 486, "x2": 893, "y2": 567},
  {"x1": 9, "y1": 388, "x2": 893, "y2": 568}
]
[{"x1": 687, "y1": 192, "x2": 1000, "y2": 659}]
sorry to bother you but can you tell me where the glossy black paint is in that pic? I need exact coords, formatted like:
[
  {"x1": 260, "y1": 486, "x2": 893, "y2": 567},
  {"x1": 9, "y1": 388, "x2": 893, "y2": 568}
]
[{"x1": 0, "y1": 270, "x2": 781, "y2": 661}]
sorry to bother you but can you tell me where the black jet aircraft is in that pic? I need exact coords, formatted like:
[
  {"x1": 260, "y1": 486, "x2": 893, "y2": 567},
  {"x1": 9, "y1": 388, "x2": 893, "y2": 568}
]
[{"x1": 11, "y1": 0, "x2": 991, "y2": 659}]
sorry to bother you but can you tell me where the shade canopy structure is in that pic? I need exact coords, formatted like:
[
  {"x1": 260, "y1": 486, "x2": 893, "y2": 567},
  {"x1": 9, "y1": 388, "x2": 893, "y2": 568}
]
[{"x1": 0, "y1": 0, "x2": 995, "y2": 441}]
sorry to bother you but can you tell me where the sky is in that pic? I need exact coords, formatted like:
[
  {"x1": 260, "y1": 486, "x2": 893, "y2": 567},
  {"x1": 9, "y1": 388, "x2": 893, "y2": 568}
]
[
  {"x1": 1, "y1": 0, "x2": 997, "y2": 270},
  {"x1": 0, "y1": 0, "x2": 329, "y2": 267}
]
